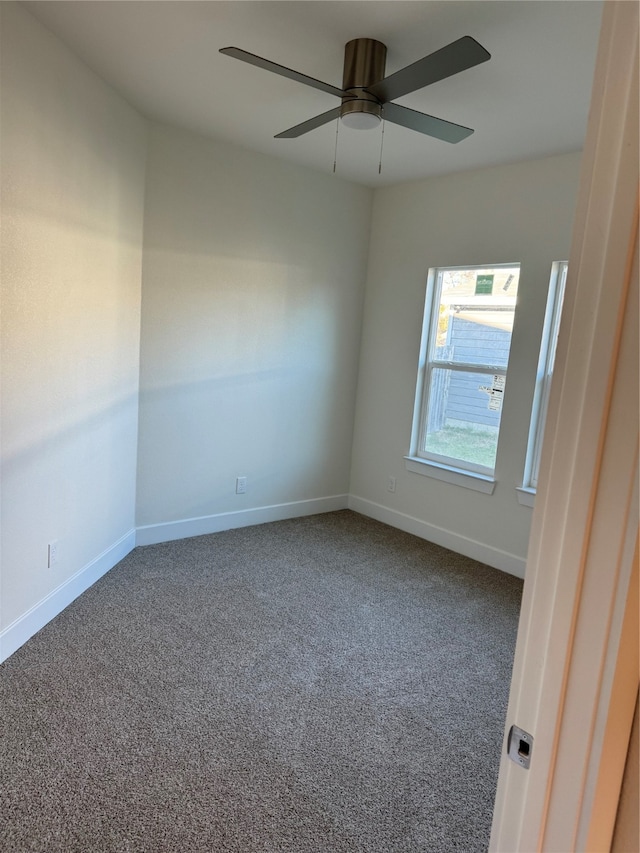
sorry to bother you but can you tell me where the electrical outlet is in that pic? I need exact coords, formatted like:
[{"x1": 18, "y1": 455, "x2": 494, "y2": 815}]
[
  {"x1": 47, "y1": 540, "x2": 59, "y2": 568},
  {"x1": 236, "y1": 476, "x2": 247, "y2": 495},
  {"x1": 387, "y1": 476, "x2": 397, "y2": 493}
]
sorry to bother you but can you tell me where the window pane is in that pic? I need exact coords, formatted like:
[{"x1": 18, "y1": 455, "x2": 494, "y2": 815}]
[
  {"x1": 435, "y1": 267, "x2": 519, "y2": 368},
  {"x1": 523, "y1": 261, "x2": 568, "y2": 490},
  {"x1": 411, "y1": 263, "x2": 521, "y2": 478},
  {"x1": 422, "y1": 368, "x2": 504, "y2": 469}
]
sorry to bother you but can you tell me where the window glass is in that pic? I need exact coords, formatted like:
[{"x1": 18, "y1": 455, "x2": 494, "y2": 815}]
[
  {"x1": 412, "y1": 264, "x2": 520, "y2": 477},
  {"x1": 423, "y1": 368, "x2": 504, "y2": 470},
  {"x1": 435, "y1": 267, "x2": 518, "y2": 367},
  {"x1": 522, "y1": 262, "x2": 568, "y2": 491}
]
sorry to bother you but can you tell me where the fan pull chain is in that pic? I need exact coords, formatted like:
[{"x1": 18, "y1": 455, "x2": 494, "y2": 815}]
[
  {"x1": 333, "y1": 117, "x2": 340, "y2": 174},
  {"x1": 378, "y1": 116, "x2": 386, "y2": 175}
]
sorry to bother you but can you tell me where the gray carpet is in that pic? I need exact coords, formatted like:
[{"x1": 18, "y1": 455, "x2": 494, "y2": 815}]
[{"x1": 0, "y1": 510, "x2": 522, "y2": 852}]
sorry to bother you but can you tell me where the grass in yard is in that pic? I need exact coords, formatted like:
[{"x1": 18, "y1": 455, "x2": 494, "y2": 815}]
[{"x1": 426, "y1": 423, "x2": 498, "y2": 468}]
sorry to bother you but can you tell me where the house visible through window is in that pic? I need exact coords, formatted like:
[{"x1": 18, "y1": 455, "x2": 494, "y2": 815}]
[
  {"x1": 519, "y1": 261, "x2": 568, "y2": 502},
  {"x1": 408, "y1": 264, "x2": 520, "y2": 487}
]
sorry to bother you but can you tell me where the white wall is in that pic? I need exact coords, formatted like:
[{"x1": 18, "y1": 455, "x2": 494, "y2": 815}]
[
  {"x1": 0, "y1": 2, "x2": 585, "y2": 663},
  {"x1": 0, "y1": 4, "x2": 147, "y2": 653},
  {"x1": 136, "y1": 123, "x2": 372, "y2": 539},
  {"x1": 349, "y1": 153, "x2": 582, "y2": 575}
]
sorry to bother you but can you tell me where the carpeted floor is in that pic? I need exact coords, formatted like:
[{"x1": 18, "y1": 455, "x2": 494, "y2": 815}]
[{"x1": 0, "y1": 510, "x2": 523, "y2": 852}]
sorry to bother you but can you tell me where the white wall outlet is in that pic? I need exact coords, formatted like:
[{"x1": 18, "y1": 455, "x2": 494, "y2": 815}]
[
  {"x1": 236, "y1": 476, "x2": 247, "y2": 495},
  {"x1": 47, "y1": 540, "x2": 59, "y2": 568},
  {"x1": 387, "y1": 476, "x2": 397, "y2": 493}
]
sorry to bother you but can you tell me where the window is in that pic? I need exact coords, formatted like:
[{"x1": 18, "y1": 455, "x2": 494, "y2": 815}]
[
  {"x1": 518, "y1": 261, "x2": 568, "y2": 503},
  {"x1": 408, "y1": 264, "x2": 520, "y2": 489}
]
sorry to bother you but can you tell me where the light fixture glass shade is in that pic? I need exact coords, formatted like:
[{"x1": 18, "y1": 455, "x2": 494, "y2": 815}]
[{"x1": 341, "y1": 111, "x2": 381, "y2": 130}]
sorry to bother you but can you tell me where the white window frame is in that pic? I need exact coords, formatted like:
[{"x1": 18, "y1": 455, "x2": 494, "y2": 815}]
[
  {"x1": 518, "y1": 261, "x2": 568, "y2": 506},
  {"x1": 408, "y1": 263, "x2": 520, "y2": 489}
]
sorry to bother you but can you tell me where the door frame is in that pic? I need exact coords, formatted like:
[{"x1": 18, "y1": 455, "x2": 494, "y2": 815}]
[{"x1": 490, "y1": 3, "x2": 639, "y2": 850}]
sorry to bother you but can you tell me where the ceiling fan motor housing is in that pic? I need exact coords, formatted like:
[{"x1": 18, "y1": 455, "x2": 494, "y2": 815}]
[{"x1": 341, "y1": 38, "x2": 386, "y2": 128}]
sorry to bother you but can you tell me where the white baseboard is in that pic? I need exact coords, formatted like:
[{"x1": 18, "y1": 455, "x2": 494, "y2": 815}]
[
  {"x1": 0, "y1": 529, "x2": 136, "y2": 664},
  {"x1": 348, "y1": 495, "x2": 526, "y2": 579},
  {"x1": 0, "y1": 493, "x2": 523, "y2": 665},
  {"x1": 135, "y1": 494, "x2": 350, "y2": 547}
]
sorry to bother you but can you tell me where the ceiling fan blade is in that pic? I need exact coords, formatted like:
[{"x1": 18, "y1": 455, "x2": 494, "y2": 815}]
[
  {"x1": 275, "y1": 107, "x2": 342, "y2": 139},
  {"x1": 368, "y1": 36, "x2": 490, "y2": 103},
  {"x1": 220, "y1": 47, "x2": 347, "y2": 99},
  {"x1": 382, "y1": 102, "x2": 473, "y2": 143}
]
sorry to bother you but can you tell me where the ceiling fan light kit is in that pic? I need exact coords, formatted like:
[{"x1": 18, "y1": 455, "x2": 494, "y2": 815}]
[
  {"x1": 220, "y1": 33, "x2": 490, "y2": 150},
  {"x1": 340, "y1": 107, "x2": 381, "y2": 130}
]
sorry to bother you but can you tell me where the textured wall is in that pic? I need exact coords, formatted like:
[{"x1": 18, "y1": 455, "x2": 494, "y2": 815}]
[
  {"x1": 349, "y1": 152, "x2": 582, "y2": 570},
  {"x1": 0, "y1": 3, "x2": 147, "y2": 630},
  {"x1": 136, "y1": 122, "x2": 372, "y2": 527}
]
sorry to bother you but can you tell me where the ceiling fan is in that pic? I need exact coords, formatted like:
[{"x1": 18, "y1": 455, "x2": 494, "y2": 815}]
[{"x1": 220, "y1": 36, "x2": 490, "y2": 143}]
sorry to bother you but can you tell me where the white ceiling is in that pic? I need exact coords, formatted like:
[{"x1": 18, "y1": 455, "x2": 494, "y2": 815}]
[{"x1": 24, "y1": 1, "x2": 603, "y2": 188}]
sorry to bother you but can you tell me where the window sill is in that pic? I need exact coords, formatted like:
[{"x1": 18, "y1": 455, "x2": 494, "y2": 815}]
[
  {"x1": 404, "y1": 456, "x2": 496, "y2": 494},
  {"x1": 516, "y1": 486, "x2": 536, "y2": 507}
]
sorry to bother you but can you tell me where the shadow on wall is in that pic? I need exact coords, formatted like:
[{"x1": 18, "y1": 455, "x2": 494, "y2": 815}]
[{"x1": 136, "y1": 241, "x2": 364, "y2": 524}]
